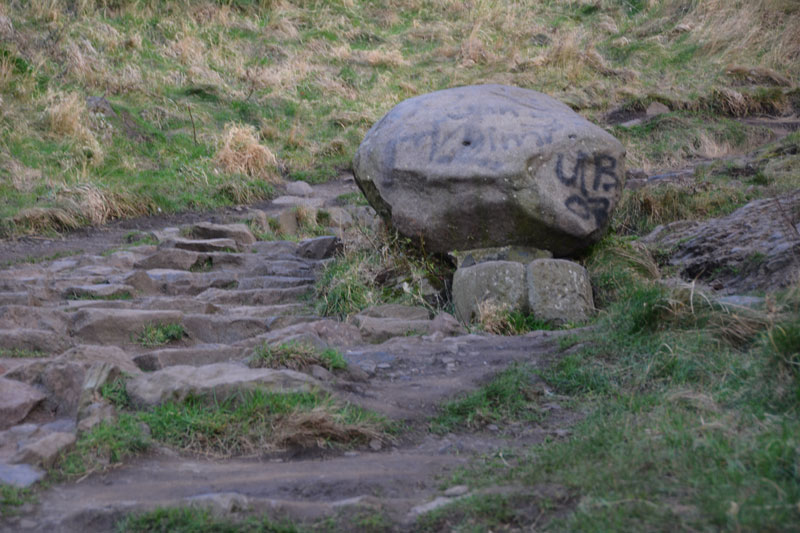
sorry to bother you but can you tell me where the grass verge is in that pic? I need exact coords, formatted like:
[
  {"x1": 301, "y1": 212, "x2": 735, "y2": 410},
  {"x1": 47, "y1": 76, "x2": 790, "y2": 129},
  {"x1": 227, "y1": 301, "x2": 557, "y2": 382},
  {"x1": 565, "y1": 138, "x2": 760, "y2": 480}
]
[{"x1": 248, "y1": 341, "x2": 347, "y2": 372}]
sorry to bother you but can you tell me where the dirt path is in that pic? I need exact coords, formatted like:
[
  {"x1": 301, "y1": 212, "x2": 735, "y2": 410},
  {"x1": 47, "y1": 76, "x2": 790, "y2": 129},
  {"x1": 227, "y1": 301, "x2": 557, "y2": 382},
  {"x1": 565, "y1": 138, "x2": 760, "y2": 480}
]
[{"x1": 0, "y1": 177, "x2": 582, "y2": 532}]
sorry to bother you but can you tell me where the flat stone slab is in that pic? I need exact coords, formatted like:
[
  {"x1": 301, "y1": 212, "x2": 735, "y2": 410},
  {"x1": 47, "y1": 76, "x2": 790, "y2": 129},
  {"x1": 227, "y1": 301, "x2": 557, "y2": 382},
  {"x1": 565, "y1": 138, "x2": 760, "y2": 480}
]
[
  {"x1": 0, "y1": 462, "x2": 45, "y2": 488},
  {"x1": 271, "y1": 196, "x2": 325, "y2": 209},
  {"x1": 126, "y1": 363, "x2": 318, "y2": 406},
  {"x1": 62, "y1": 284, "x2": 134, "y2": 300},
  {"x1": 69, "y1": 308, "x2": 183, "y2": 344},
  {"x1": 163, "y1": 237, "x2": 240, "y2": 253},
  {"x1": 190, "y1": 223, "x2": 256, "y2": 249},
  {"x1": 0, "y1": 378, "x2": 46, "y2": 430}
]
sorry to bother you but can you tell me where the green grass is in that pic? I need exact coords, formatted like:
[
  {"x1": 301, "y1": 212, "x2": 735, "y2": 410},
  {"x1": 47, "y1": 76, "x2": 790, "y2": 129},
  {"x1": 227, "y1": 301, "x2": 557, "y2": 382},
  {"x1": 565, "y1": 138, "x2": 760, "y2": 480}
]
[
  {"x1": 249, "y1": 341, "x2": 347, "y2": 372},
  {"x1": 65, "y1": 289, "x2": 134, "y2": 301},
  {"x1": 423, "y1": 235, "x2": 800, "y2": 531},
  {"x1": 0, "y1": 485, "x2": 36, "y2": 518},
  {"x1": 54, "y1": 388, "x2": 390, "y2": 478},
  {"x1": 117, "y1": 507, "x2": 303, "y2": 533},
  {"x1": 430, "y1": 364, "x2": 546, "y2": 434},
  {"x1": 135, "y1": 322, "x2": 185, "y2": 347},
  {"x1": 0, "y1": 348, "x2": 48, "y2": 358}
]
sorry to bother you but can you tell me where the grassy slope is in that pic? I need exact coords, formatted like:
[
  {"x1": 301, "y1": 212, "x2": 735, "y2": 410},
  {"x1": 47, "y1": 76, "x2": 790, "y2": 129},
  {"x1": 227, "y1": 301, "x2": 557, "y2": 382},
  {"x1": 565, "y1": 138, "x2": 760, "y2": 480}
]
[{"x1": 1, "y1": 0, "x2": 798, "y2": 236}]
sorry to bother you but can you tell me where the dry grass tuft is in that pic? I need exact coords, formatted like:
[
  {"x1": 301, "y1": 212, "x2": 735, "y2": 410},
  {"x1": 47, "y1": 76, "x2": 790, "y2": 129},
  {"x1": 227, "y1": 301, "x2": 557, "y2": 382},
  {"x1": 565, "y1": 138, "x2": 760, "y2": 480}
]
[
  {"x1": 214, "y1": 123, "x2": 280, "y2": 183},
  {"x1": 45, "y1": 90, "x2": 104, "y2": 165},
  {"x1": 476, "y1": 299, "x2": 512, "y2": 335},
  {"x1": 13, "y1": 207, "x2": 81, "y2": 233},
  {"x1": 272, "y1": 408, "x2": 386, "y2": 450}
]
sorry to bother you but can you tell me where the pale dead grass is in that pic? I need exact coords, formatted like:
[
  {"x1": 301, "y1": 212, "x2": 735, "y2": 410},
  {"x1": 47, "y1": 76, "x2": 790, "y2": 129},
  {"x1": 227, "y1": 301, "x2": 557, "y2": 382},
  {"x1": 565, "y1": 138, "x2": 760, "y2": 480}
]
[
  {"x1": 3, "y1": 158, "x2": 43, "y2": 193},
  {"x1": 214, "y1": 123, "x2": 280, "y2": 183},
  {"x1": 273, "y1": 408, "x2": 386, "y2": 450},
  {"x1": 476, "y1": 299, "x2": 512, "y2": 335},
  {"x1": 45, "y1": 90, "x2": 104, "y2": 165}
]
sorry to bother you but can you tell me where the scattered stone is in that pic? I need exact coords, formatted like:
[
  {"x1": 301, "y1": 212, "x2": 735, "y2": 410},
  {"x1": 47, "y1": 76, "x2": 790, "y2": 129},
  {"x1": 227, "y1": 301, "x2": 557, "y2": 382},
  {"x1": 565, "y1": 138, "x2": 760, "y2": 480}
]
[
  {"x1": 126, "y1": 363, "x2": 317, "y2": 406},
  {"x1": 0, "y1": 378, "x2": 46, "y2": 430},
  {"x1": 120, "y1": 271, "x2": 161, "y2": 294},
  {"x1": 296, "y1": 236, "x2": 342, "y2": 260},
  {"x1": 526, "y1": 259, "x2": 594, "y2": 324},
  {"x1": 323, "y1": 207, "x2": 354, "y2": 230},
  {"x1": 11, "y1": 432, "x2": 76, "y2": 468},
  {"x1": 190, "y1": 223, "x2": 256, "y2": 249},
  {"x1": 450, "y1": 246, "x2": 552, "y2": 269},
  {"x1": 353, "y1": 84, "x2": 625, "y2": 255},
  {"x1": 285, "y1": 181, "x2": 314, "y2": 197},
  {"x1": 452, "y1": 261, "x2": 527, "y2": 323}
]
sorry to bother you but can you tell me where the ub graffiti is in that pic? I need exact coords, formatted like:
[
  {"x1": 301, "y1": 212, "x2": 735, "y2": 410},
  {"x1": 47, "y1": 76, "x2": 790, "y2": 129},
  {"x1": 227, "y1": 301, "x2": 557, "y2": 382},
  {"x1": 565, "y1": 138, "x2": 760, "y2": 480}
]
[{"x1": 555, "y1": 152, "x2": 619, "y2": 226}]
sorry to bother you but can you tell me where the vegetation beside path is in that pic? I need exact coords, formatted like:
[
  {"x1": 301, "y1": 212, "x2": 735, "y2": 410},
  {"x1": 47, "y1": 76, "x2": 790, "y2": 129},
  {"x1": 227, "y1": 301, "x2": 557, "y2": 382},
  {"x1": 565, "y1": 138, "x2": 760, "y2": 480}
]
[{"x1": 1, "y1": 0, "x2": 798, "y2": 236}]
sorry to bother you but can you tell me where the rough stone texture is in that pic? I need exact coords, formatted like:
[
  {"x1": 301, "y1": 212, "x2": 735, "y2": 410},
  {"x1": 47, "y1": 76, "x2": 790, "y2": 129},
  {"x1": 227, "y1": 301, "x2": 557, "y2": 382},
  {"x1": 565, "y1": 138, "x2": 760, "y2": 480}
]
[
  {"x1": 642, "y1": 191, "x2": 800, "y2": 293},
  {"x1": 190, "y1": 223, "x2": 256, "y2": 249},
  {"x1": 452, "y1": 261, "x2": 527, "y2": 323},
  {"x1": 276, "y1": 210, "x2": 299, "y2": 236},
  {"x1": 0, "y1": 462, "x2": 45, "y2": 488},
  {"x1": 126, "y1": 363, "x2": 318, "y2": 406},
  {"x1": 296, "y1": 236, "x2": 342, "y2": 260},
  {"x1": 133, "y1": 345, "x2": 246, "y2": 371},
  {"x1": 272, "y1": 196, "x2": 325, "y2": 209},
  {"x1": 61, "y1": 284, "x2": 134, "y2": 300},
  {"x1": 69, "y1": 308, "x2": 183, "y2": 344},
  {"x1": 358, "y1": 304, "x2": 430, "y2": 321},
  {"x1": 161, "y1": 237, "x2": 240, "y2": 253},
  {"x1": 0, "y1": 378, "x2": 46, "y2": 429},
  {"x1": 427, "y1": 312, "x2": 467, "y2": 337},
  {"x1": 526, "y1": 259, "x2": 594, "y2": 324},
  {"x1": 286, "y1": 181, "x2": 314, "y2": 197},
  {"x1": 353, "y1": 84, "x2": 625, "y2": 255},
  {"x1": 134, "y1": 249, "x2": 205, "y2": 271},
  {"x1": 450, "y1": 246, "x2": 552, "y2": 269},
  {"x1": 11, "y1": 432, "x2": 76, "y2": 468},
  {"x1": 351, "y1": 315, "x2": 432, "y2": 343}
]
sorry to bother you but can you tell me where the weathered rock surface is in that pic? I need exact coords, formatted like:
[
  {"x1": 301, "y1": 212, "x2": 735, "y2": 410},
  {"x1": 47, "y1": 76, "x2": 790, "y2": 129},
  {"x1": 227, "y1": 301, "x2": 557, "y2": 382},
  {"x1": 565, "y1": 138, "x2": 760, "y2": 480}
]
[
  {"x1": 11, "y1": 431, "x2": 76, "y2": 468},
  {"x1": 0, "y1": 462, "x2": 45, "y2": 488},
  {"x1": 526, "y1": 259, "x2": 594, "y2": 323},
  {"x1": 353, "y1": 84, "x2": 625, "y2": 255},
  {"x1": 296, "y1": 236, "x2": 342, "y2": 260},
  {"x1": 643, "y1": 191, "x2": 800, "y2": 293},
  {"x1": 126, "y1": 363, "x2": 318, "y2": 406},
  {"x1": 190, "y1": 223, "x2": 256, "y2": 249},
  {"x1": 452, "y1": 261, "x2": 527, "y2": 322},
  {"x1": 0, "y1": 378, "x2": 45, "y2": 429},
  {"x1": 69, "y1": 308, "x2": 183, "y2": 344}
]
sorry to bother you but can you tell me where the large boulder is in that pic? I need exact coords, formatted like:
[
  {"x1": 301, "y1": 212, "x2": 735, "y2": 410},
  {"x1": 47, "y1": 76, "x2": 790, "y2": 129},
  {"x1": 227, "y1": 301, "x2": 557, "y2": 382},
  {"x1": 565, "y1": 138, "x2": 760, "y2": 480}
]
[{"x1": 353, "y1": 84, "x2": 625, "y2": 256}]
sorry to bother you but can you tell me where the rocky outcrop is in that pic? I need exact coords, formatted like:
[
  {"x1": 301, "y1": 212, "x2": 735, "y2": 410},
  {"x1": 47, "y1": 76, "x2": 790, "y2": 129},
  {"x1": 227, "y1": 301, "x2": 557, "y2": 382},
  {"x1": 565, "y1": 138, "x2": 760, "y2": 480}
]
[
  {"x1": 643, "y1": 190, "x2": 800, "y2": 293},
  {"x1": 0, "y1": 378, "x2": 46, "y2": 430},
  {"x1": 353, "y1": 84, "x2": 625, "y2": 256}
]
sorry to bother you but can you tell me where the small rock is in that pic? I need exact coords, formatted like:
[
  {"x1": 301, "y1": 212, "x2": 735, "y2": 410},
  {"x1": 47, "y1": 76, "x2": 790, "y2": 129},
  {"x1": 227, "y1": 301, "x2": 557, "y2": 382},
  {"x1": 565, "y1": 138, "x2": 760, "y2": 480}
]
[
  {"x1": 272, "y1": 196, "x2": 325, "y2": 209},
  {"x1": 487, "y1": 424, "x2": 500, "y2": 432},
  {"x1": 369, "y1": 438, "x2": 382, "y2": 451},
  {"x1": 428, "y1": 312, "x2": 466, "y2": 337},
  {"x1": 285, "y1": 181, "x2": 314, "y2": 197},
  {"x1": 526, "y1": 259, "x2": 594, "y2": 324},
  {"x1": 376, "y1": 363, "x2": 391, "y2": 370},
  {"x1": 0, "y1": 463, "x2": 45, "y2": 488},
  {"x1": 0, "y1": 378, "x2": 46, "y2": 430},
  {"x1": 296, "y1": 236, "x2": 342, "y2": 260},
  {"x1": 12, "y1": 432, "x2": 76, "y2": 468},
  {"x1": 444, "y1": 485, "x2": 469, "y2": 497},
  {"x1": 452, "y1": 261, "x2": 527, "y2": 323},
  {"x1": 409, "y1": 496, "x2": 455, "y2": 517},
  {"x1": 276, "y1": 210, "x2": 298, "y2": 236},
  {"x1": 646, "y1": 101, "x2": 670, "y2": 117},
  {"x1": 310, "y1": 364, "x2": 334, "y2": 382}
]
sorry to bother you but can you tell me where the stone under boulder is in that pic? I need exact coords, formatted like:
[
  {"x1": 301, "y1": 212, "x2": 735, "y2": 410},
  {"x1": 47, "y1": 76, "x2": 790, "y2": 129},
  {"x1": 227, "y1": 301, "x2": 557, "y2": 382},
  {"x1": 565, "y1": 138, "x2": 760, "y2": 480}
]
[
  {"x1": 526, "y1": 259, "x2": 594, "y2": 324},
  {"x1": 353, "y1": 84, "x2": 625, "y2": 256},
  {"x1": 452, "y1": 261, "x2": 527, "y2": 323}
]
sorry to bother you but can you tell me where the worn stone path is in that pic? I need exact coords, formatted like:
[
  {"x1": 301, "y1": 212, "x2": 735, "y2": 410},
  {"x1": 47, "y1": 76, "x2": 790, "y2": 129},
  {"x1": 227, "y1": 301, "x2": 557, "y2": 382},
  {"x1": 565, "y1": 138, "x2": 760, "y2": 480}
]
[{"x1": 0, "y1": 179, "x2": 579, "y2": 532}]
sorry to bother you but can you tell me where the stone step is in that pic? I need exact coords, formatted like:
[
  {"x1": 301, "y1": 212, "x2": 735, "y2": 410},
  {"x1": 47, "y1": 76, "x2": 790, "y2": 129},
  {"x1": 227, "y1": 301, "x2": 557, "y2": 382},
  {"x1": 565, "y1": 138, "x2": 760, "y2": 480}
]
[
  {"x1": 61, "y1": 284, "x2": 134, "y2": 300},
  {"x1": 182, "y1": 315, "x2": 272, "y2": 344},
  {"x1": 126, "y1": 363, "x2": 317, "y2": 407},
  {"x1": 132, "y1": 344, "x2": 246, "y2": 371},
  {"x1": 217, "y1": 304, "x2": 309, "y2": 319},
  {"x1": 69, "y1": 308, "x2": 184, "y2": 345},
  {"x1": 246, "y1": 259, "x2": 318, "y2": 278},
  {"x1": 134, "y1": 250, "x2": 245, "y2": 271},
  {"x1": 195, "y1": 287, "x2": 311, "y2": 306},
  {"x1": 236, "y1": 276, "x2": 314, "y2": 290},
  {"x1": 160, "y1": 237, "x2": 240, "y2": 254},
  {"x1": 0, "y1": 306, "x2": 70, "y2": 334},
  {"x1": 189, "y1": 222, "x2": 256, "y2": 249},
  {"x1": 143, "y1": 269, "x2": 239, "y2": 296},
  {"x1": 0, "y1": 329, "x2": 73, "y2": 355},
  {"x1": 250, "y1": 241, "x2": 298, "y2": 257},
  {"x1": 0, "y1": 292, "x2": 32, "y2": 306}
]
